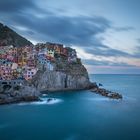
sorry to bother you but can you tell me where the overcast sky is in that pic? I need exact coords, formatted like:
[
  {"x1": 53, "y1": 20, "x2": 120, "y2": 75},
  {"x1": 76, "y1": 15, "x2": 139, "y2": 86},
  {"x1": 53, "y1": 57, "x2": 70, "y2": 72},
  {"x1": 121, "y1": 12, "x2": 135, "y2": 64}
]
[{"x1": 0, "y1": 0, "x2": 140, "y2": 74}]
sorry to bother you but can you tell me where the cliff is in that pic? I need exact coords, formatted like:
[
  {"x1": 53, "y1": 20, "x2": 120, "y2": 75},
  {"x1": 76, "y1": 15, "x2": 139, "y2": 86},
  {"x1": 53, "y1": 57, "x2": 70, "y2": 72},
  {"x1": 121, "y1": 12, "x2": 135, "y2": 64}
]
[
  {"x1": 32, "y1": 64, "x2": 90, "y2": 91},
  {"x1": 0, "y1": 22, "x2": 32, "y2": 47},
  {"x1": 0, "y1": 83, "x2": 41, "y2": 105},
  {"x1": 30, "y1": 43, "x2": 91, "y2": 91}
]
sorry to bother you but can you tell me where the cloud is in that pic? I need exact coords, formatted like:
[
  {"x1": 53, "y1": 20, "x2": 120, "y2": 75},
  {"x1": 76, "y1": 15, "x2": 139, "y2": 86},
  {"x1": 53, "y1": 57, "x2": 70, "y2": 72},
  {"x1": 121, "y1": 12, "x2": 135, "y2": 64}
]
[
  {"x1": 84, "y1": 46, "x2": 132, "y2": 57},
  {"x1": 0, "y1": 0, "x2": 112, "y2": 47},
  {"x1": 0, "y1": 0, "x2": 140, "y2": 70},
  {"x1": 0, "y1": 0, "x2": 35, "y2": 13},
  {"x1": 85, "y1": 65, "x2": 140, "y2": 74},
  {"x1": 0, "y1": 1, "x2": 109, "y2": 48},
  {"x1": 113, "y1": 26, "x2": 135, "y2": 32},
  {"x1": 74, "y1": 47, "x2": 140, "y2": 67},
  {"x1": 5, "y1": 14, "x2": 111, "y2": 47},
  {"x1": 137, "y1": 38, "x2": 140, "y2": 44},
  {"x1": 133, "y1": 46, "x2": 140, "y2": 58}
]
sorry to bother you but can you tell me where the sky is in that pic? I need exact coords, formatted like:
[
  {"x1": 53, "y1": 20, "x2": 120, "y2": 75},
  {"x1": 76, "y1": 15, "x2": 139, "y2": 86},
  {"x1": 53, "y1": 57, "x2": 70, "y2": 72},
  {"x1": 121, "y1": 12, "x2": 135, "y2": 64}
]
[{"x1": 0, "y1": 0, "x2": 140, "y2": 74}]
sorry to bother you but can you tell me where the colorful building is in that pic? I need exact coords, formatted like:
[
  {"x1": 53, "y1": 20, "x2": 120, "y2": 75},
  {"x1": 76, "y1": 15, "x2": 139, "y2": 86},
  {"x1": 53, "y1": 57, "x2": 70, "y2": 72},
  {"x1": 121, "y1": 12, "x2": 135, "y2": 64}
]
[
  {"x1": 47, "y1": 49, "x2": 55, "y2": 60},
  {"x1": 0, "y1": 43, "x2": 78, "y2": 81},
  {"x1": 23, "y1": 68, "x2": 38, "y2": 80}
]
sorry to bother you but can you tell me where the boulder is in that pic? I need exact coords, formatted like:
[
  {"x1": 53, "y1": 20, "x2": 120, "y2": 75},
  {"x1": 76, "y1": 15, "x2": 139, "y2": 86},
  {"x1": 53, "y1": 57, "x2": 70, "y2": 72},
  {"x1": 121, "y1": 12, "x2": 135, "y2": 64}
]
[
  {"x1": 90, "y1": 87, "x2": 122, "y2": 100},
  {"x1": 0, "y1": 85, "x2": 41, "y2": 105}
]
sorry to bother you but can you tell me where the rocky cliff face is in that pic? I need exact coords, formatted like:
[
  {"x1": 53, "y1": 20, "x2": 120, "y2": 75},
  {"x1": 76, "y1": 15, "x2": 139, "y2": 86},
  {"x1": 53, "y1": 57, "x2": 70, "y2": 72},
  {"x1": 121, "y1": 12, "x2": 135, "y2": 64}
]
[
  {"x1": 0, "y1": 83, "x2": 41, "y2": 105},
  {"x1": 32, "y1": 62, "x2": 91, "y2": 91},
  {"x1": 31, "y1": 44, "x2": 91, "y2": 91}
]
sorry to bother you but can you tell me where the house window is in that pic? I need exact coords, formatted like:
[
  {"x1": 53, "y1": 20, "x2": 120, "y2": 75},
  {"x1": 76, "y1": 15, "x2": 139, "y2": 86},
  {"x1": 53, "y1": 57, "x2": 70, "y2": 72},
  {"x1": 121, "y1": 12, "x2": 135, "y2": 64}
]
[{"x1": 2, "y1": 82, "x2": 7, "y2": 85}]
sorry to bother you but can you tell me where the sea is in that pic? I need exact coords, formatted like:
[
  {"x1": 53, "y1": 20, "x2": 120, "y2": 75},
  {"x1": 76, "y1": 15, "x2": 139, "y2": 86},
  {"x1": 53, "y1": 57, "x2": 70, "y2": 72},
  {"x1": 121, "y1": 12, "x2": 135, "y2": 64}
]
[{"x1": 0, "y1": 74, "x2": 140, "y2": 140}]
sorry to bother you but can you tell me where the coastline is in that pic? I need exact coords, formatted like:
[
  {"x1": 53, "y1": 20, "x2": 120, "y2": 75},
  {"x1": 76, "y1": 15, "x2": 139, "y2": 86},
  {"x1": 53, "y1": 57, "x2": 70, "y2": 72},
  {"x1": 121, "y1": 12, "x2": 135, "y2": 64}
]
[
  {"x1": 0, "y1": 84, "x2": 41, "y2": 105},
  {"x1": 0, "y1": 96, "x2": 40, "y2": 105},
  {"x1": 40, "y1": 87, "x2": 90, "y2": 92},
  {"x1": 0, "y1": 81, "x2": 123, "y2": 105}
]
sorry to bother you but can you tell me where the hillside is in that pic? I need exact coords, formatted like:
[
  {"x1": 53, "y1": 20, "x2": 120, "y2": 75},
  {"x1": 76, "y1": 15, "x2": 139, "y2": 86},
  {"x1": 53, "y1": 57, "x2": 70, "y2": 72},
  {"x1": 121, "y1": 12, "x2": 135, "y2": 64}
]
[{"x1": 0, "y1": 22, "x2": 32, "y2": 47}]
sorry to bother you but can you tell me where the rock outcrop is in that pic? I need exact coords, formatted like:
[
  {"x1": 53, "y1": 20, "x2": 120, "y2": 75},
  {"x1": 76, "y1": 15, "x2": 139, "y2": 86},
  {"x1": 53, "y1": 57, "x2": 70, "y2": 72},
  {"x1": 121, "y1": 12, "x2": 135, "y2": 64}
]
[
  {"x1": 0, "y1": 83, "x2": 41, "y2": 105},
  {"x1": 32, "y1": 63, "x2": 91, "y2": 91},
  {"x1": 30, "y1": 45, "x2": 91, "y2": 92},
  {"x1": 90, "y1": 84, "x2": 123, "y2": 99}
]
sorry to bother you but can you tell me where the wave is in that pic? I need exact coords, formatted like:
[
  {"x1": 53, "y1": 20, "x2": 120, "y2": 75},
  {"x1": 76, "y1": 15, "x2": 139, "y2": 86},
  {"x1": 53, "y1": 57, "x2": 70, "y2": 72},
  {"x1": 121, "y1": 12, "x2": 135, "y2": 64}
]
[
  {"x1": 86, "y1": 97, "x2": 123, "y2": 102},
  {"x1": 42, "y1": 93, "x2": 48, "y2": 97},
  {"x1": 86, "y1": 95, "x2": 137, "y2": 102},
  {"x1": 18, "y1": 97, "x2": 63, "y2": 106},
  {"x1": 123, "y1": 96, "x2": 137, "y2": 102}
]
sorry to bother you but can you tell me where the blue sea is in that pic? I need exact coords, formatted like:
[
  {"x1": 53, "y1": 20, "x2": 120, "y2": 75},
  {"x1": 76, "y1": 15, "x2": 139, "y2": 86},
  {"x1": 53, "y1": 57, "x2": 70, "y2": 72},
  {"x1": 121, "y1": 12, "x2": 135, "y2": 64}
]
[{"x1": 0, "y1": 74, "x2": 140, "y2": 140}]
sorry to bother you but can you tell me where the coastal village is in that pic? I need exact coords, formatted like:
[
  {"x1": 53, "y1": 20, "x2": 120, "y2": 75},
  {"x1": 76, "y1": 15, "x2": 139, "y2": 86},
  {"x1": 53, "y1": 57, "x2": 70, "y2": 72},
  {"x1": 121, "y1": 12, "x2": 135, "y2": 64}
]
[
  {"x1": 0, "y1": 23, "x2": 122, "y2": 103},
  {"x1": 0, "y1": 42, "x2": 78, "y2": 82}
]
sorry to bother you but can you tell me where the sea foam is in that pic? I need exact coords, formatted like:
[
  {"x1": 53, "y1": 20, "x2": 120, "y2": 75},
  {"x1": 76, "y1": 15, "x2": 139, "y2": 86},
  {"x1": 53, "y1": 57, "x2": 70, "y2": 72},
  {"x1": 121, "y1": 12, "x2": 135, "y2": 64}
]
[{"x1": 18, "y1": 97, "x2": 63, "y2": 106}]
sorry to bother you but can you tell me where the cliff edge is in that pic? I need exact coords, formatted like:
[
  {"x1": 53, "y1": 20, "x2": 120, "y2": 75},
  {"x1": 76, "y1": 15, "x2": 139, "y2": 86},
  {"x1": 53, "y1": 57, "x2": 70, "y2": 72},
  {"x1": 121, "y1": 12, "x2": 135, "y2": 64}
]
[
  {"x1": 0, "y1": 83, "x2": 40, "y2": 105},
  {"x1": 32, "y1": 63, "x2": 90, "y2": 91},
  {"x1": 31, "y1": 45, "x2": 91, "y2": 91}
]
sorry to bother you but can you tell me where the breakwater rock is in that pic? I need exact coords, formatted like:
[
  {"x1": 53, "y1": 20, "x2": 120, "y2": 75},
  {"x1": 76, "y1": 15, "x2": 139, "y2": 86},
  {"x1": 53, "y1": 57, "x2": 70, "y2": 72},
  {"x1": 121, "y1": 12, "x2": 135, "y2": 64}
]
[{"x1": 90, "y1": 83, "x2": 123, "y2": 99}]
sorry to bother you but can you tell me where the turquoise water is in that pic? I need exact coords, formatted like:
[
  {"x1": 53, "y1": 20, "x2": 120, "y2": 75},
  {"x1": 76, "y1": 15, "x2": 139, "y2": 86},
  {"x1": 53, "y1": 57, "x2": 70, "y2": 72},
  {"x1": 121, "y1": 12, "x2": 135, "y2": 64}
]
[{"x1": 0, "y1": 74, "x2": 140, "y2": 140}]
